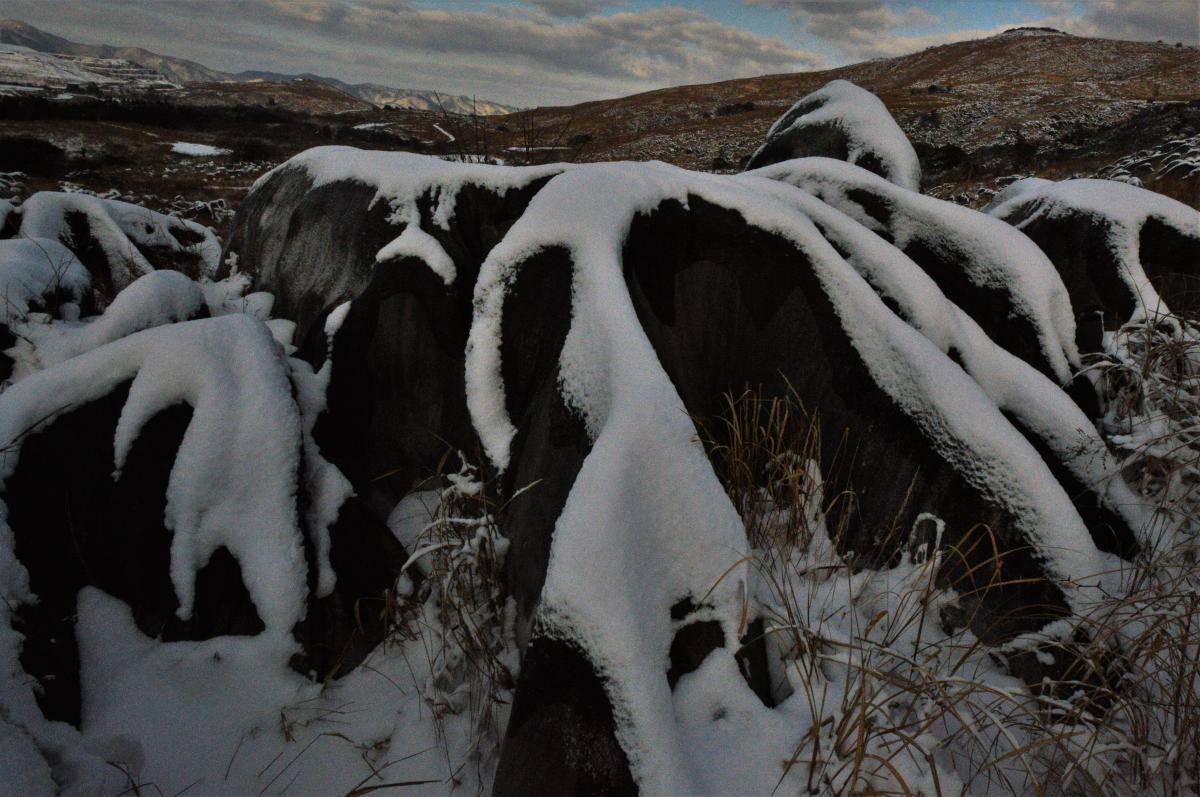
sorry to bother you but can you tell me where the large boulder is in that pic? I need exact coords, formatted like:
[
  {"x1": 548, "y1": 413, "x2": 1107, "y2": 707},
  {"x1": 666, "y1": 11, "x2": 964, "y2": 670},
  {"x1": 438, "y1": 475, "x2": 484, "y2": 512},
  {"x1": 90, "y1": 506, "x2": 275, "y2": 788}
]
[
  {"x1": 221, "y1": 147, "x2": 564, "y2": 347},
  {"x1": 743, "y1": 80, "x2": 922, "y2": 192},
  {"x1": 986, "y1": 177, "x2": 1200, "y2": 351}
]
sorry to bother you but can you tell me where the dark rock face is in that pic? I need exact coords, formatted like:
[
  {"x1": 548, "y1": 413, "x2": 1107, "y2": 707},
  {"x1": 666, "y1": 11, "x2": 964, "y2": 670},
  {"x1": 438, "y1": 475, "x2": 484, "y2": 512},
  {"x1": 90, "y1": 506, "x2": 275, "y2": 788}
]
[
  {"x1": 223, "y1": 162, "x2": 558, "y2": 347},
  {"x1": 621, "y1": 196, "x2": 1074, "y2": 630},
  {"x1": 493, "y1": 637, "x2": 636, "y2": 797},
  {"x1": 4, "y1": 385, "x2": 261, "y2": 726}
]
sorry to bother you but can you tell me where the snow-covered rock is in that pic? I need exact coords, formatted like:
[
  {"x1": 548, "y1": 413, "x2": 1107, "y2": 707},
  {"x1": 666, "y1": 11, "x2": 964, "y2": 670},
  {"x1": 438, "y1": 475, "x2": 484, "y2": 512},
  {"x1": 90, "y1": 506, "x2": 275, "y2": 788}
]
[
  {"x1": 11, "y1": 192, "x2": 221, "y2": 300},
  {"x1": 4, "y1": 144, "x2": 1191, "y2": 795},
  {"x1": 0, "y1": 237, "x2": 90, "y2": 324},
  {"x1": 746, "y1": 157, "x2": 1079, "y2": 382},
  {"x1": 744, "y1": 80, "x2": 922, "y2": 192},
  {"x1": 986, "y1": 178, "x2": 1200, "y2": 349},
  {"x1": 222, "y1": 146, "x2": 565, "y2": 343}
]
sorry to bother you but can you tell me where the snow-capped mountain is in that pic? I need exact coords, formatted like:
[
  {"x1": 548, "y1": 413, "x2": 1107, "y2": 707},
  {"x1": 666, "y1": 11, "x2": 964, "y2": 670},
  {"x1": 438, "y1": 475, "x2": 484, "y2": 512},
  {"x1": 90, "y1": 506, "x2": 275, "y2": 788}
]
[{"x1": 0, "y1": 19, "x2": 518, "y2": 114}]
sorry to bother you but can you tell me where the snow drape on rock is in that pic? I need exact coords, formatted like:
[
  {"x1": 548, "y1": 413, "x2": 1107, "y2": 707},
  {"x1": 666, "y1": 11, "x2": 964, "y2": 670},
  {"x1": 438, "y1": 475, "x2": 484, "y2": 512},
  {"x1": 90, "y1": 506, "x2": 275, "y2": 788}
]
[
  {"x1": 255, "y1": 146, "x2": 565, "y2": 233},
  {"x1": 16, "y1": 192, "x2": 221, "y2": 291},
  {"x1": 744, "y1": 80, "x2": 922, "y2": 192},
  {"x1": 986, "y1": 177, "x2": 1200, "y2": 321},
  {"x1": 747, "y1": 157, "x2": 1080, "y2": 382},
  {"x1": 0, "y1": 314, "x2": 307, "y2": 629},
  {"x1": 466, "y1": 160, "x2": 1128, "y2": 792},
  {"x1": 19, "y1": 270, "x2": 205, "y2": 371}
]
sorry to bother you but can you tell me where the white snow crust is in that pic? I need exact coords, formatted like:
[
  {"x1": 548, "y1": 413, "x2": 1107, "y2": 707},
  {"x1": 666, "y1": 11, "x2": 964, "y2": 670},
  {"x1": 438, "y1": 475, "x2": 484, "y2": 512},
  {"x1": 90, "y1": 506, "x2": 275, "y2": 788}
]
[
  {"x1": 751, "y1": 80, "x2": 922, "y2": 192},
  {"x1": 170, "y1": 142, "x2": 230, "y2": 157}
]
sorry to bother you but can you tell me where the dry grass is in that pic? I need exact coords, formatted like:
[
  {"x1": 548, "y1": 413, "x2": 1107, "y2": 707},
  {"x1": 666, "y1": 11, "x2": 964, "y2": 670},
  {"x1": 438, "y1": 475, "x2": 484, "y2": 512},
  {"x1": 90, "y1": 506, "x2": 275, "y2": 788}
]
[
  {"x1": 382, "y1": 451, "x2": 517, "y2": 791},
  {"x1": 701, "y1": 363, "x2": 1200, "y2": 794}
]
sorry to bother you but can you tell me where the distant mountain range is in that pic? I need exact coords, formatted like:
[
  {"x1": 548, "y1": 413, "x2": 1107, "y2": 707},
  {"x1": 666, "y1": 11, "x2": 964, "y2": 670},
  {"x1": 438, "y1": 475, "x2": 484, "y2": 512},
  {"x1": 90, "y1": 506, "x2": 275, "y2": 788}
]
[{"x1": 0, "y1": 19, "x2": 518, "y2": 115}]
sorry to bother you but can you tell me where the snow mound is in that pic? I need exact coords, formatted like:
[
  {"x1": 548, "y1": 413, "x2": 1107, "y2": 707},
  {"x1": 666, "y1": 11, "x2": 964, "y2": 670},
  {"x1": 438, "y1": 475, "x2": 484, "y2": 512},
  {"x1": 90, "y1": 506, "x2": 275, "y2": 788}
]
[
  {"x1": 744, "y1": 80, "x2": 921, "y2": 192},
  {"x1": 0, "y1": 237, "x2": 90, "y2": 324},
  {"x1": 13, "y1": 192, "x2": 222, "y2": 298},
  {"x1": 18, "y1": 270, "x2": 206, "y2": 372}
]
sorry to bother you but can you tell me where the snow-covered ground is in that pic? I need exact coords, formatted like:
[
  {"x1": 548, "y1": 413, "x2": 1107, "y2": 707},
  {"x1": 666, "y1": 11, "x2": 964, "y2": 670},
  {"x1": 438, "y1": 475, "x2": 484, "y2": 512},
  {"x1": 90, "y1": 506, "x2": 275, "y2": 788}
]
[{"x1": 170, "y1": 142, "x2": 231, "y2": 157}]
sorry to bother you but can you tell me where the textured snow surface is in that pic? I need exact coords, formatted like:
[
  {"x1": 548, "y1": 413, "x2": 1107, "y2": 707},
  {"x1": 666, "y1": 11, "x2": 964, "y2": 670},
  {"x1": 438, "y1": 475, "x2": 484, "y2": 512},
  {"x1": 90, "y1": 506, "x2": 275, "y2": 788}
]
[
  {"x1": 986, "y1": 177, "x2": 1200, "y2": 319},
  {"x1": 0, "y1": 237, "x2": 90, "y2": 323},
  {"x1": 17, "y1": 192, "x2": 222, "y2": 290},
  {"x1": 19, "y1": 270, "x2": 205, "y2": 371},
  {"x1": 748, "y1": 157, "x2": 1081, "y2": 381},
  {"x1": 466, "y1": 160, "x2": 1126, "y2": 792},
  {"x1": 750, "y1": 80, "x2": 921, "y2": 192}
]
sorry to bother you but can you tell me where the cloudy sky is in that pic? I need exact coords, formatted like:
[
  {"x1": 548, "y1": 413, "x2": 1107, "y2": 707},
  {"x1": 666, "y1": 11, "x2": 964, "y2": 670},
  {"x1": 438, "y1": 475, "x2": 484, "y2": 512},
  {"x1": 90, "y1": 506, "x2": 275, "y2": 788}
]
[{"x1": 4, "y1": 0, "x2": 1197, "y2": 107}]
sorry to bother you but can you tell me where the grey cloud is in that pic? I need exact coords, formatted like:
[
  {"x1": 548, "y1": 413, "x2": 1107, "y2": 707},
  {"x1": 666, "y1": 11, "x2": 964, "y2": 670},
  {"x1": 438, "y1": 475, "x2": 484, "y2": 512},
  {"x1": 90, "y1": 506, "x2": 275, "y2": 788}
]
[
  {"x1": 526, "y1": 0, "x2": 622, "y2": 18},
  {"x1": 1, "y1": 0, "x2": 821, "y2": 106},
  {"x1": 746, "y1": 0, "x2": 937, "y2": 59},
  {"x1": 1081, "y1": 0, "x2": 1199, "y2": 45}
]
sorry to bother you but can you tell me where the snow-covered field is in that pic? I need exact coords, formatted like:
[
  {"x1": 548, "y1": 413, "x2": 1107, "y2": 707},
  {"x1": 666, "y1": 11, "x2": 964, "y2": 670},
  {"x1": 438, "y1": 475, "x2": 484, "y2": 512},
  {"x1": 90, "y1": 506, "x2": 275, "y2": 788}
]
[{"x1": 0, "y1": 79, "x2": 1197, "y2": 796}]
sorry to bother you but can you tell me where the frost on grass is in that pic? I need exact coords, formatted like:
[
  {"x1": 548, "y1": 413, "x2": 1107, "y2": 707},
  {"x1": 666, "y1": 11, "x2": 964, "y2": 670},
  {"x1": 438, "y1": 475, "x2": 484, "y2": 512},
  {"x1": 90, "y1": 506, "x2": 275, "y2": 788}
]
[{"x1": 744, "y1": 80, "x2": 922, "y2": 192}]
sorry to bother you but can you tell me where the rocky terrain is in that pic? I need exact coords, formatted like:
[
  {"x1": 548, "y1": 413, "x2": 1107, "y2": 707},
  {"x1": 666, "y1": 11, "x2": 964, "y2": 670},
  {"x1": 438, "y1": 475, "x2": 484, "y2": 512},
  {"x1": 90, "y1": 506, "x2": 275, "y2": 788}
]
[
  {"x1": 0, "y1": 65, "x2": 1198, "y2": 796},
  {"x1": 508, "y1": 27, "x2": 1199, "y2": 206}
]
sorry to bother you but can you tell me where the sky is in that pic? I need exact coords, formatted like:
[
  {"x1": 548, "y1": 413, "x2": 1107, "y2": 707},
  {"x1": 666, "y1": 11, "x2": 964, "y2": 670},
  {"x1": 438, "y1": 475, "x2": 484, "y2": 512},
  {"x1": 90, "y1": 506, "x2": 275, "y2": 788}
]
[{"x1": 2, "y1": 0, "x2": 1197, "y2": 107}]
